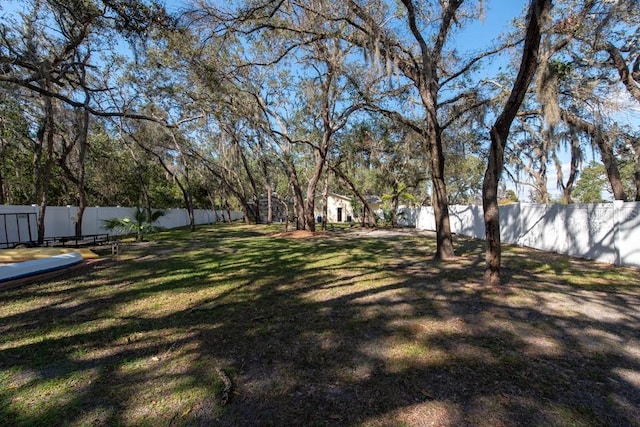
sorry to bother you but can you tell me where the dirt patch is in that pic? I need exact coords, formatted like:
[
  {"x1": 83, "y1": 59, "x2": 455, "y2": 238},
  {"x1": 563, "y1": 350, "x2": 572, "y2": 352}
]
[
  {"x1": 272, "y1": 230, "x2": 328, "y2": 239},
  {"x1": 349, "y1": 227, "x2": 435, "y2": 238},
  {"x1": 272, "y1": 227, "x2": 432, "y2": 240}
]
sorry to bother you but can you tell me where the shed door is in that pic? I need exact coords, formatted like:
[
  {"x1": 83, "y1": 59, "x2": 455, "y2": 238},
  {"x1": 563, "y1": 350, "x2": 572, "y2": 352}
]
[{"x1": 337, "y1": 207, "x2": 343, "y2": 222}]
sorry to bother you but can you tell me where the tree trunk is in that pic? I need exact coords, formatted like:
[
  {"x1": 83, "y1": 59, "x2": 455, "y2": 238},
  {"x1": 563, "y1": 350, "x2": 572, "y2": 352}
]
[
  {"x1": 417, "y1": 73, "x2": 455, "y2": 259},
  {"x1": 210, "y1": 192, "x2": 218, "y2": 222},
  {"x1": 0, "y1": 171, "x2": 4, "y2": 205},
  {"x1": 75, "y1": 88, "x2": 90, "y2": 237},
  {"x1": 266, "y1": 185, "x2": 273, "y2": 224},
  {"x1": 243, "y1": 202, "x2": 253, "y2": 224},
  {"x1": 236, "y1": 140, "x2": 261, "y2": 224},
  {"x1": 482, "y1": 0, "x2": 550, "y2": 286},
  {"x1": 429, "y1": 128, "x2": 455, "y2": 260},
  {"x1": 282, "y1": 152, "x2": 306, "y2": 229},
  {"x1": 303, "y1": 155, "x2": 323, "y2": 232},
  {"x1": 322, "y1": 170, "x2": 329, "y2": 231},
  {"x1": 391, "y1": 183, "x2": 399, "y2": 227},
  {"x1": 399, "y1": 0, "x2": 458, "y2": 259},
  {"x1": 183, "y1": 166, "x2": 196, "y2": 232},
  {"x1": 483, "y1": 129, "x2": 505, "y2": 287},
  {"x1": 0, "y1": 139, "x2": 5, "y2": 204},
  {"x1": 632, "y1": 137, "x2": 640, "y2": 201},
  {"x1": 303, "y1": 145, "x2": 329, "y2": 232},
  {"x1": 207, "y1": 190, "x2": 220, "y2": 222},
  {"x1": 261, "y1": 158, "x2": 273, "y2": 224},
  {"x1": 184, "y1": 184, "x2": 196, "y2": 231},
  {"x1": 38, "y1": 91, "x2": 55, "y2": 245},
  {"x1": 562, "y1": 132, "x2": 581, "y2": 204},
  {"x1": 161, "y1": 158, "x2": 196, "y2": 230},
  {"x1": 538, "y1": 137, "x2": 549, "y2": 204},
  {"x1": 141, "y1": 180, "x2": 152, "y2": 222},
  {"x1": 362, "y1": 204, "x2": 369, "y2": 227},
  {"x1": 605, "y1": 42, "x2": 640, "y2": 104},
  {"x1": 562, "y1": 110, "x2": 627, "y2": 200},
  {"x1": 597, "y1": 139, "x2": 627, "y2": 201}
]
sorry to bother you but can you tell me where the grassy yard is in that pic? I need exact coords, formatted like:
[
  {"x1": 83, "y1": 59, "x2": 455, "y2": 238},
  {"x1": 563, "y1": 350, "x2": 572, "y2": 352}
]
[{"x1": 1, "y1": 224, "x2": 639, "y2": 426}]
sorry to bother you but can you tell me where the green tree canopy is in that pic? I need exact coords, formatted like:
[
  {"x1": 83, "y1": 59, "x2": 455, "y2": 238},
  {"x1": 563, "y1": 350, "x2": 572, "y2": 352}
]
[{"x1": 573, "y1": 161, "x2": 608, "y2": 203}]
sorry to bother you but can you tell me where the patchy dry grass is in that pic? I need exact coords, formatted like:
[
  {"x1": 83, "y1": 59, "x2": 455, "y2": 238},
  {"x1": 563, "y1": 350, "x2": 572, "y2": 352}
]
[{"x1": 1, "y1": 223, "x2": 639, "y2": 426}]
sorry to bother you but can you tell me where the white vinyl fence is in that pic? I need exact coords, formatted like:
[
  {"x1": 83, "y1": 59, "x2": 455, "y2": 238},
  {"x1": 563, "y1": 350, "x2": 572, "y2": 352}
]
[
  {"x1": 0, "y1": 205, "x2": 244, "y2": 248},
  {"x1": 412, "y1": 201, "x2": 640, "y2": 268}
]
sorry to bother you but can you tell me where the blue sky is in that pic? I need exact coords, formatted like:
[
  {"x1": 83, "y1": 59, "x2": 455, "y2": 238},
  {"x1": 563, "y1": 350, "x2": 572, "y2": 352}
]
[{"x1": 457, "y1": 0, "x2": 527, "y2": 49}]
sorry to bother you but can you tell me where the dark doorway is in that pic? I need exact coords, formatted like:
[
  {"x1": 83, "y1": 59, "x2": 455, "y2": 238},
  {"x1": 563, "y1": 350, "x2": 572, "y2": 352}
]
[{"x1": 337, "y1": 207, "x2": 343, "y2": 222}]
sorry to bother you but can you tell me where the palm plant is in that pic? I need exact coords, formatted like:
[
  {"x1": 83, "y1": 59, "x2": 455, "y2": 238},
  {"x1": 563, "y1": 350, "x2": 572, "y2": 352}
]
[{"x1": 103, "y1": 208, "x2": 165, "y2": 241}]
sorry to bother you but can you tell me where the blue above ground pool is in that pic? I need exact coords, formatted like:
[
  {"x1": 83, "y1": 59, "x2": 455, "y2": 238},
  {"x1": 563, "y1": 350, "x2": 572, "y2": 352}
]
[{"x1": 0, "y1": 253, "x2": 84, "y2": 283}]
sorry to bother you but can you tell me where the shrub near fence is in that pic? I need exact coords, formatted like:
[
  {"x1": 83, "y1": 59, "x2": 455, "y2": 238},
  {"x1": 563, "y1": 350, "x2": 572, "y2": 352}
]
[
  {"x1": 414, "y1": 201, "x2": 640, "y2": 268},
  {"x1": 0, "y1": 205, "x2": 244, "y2": 247}
]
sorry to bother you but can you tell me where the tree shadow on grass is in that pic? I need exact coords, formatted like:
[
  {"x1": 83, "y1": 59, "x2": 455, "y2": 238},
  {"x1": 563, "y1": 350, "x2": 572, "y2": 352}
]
[{"x1": 1, "y1": 225, "x2": 639, "y2": 426}]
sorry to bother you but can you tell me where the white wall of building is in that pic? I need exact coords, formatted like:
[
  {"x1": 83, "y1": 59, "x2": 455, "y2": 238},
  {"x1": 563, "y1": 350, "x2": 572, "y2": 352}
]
[{"x1": 318, "y1": 194, "x2": 356, "y2": 223}]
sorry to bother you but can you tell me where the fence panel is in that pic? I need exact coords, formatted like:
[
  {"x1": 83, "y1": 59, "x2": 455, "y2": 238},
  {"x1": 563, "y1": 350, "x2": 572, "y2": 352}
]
[
  {"x1": 415, "y1": 201, "x2": 639, "y2": 268},
  {"x1": 0, "y1": 205, "x2": 244, "y2": 245},
  {"x1": 616, "y1": 202, "x2": 640, "y2": 267},
  {"x1": 451, "y1": 204, "x2": 485, "y2": 239},
  {"x1": 499, "y1": 203, "x2": 521, "y2": 244},
  {"x1": 44, "y1": 206, "x2": 77, "y2": 237}
]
